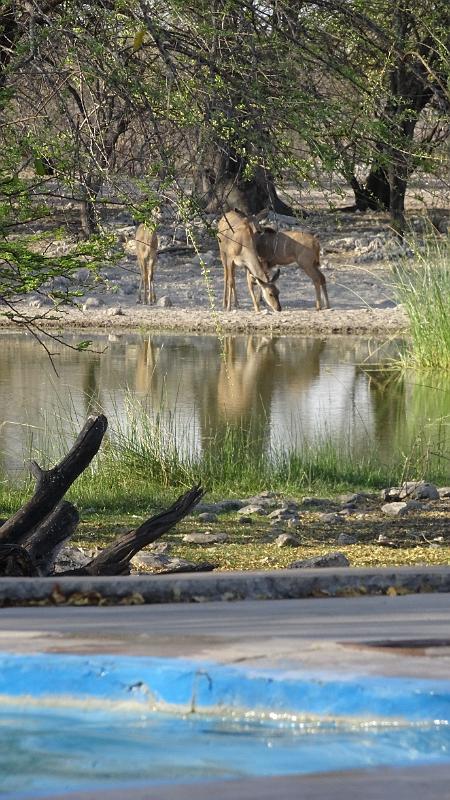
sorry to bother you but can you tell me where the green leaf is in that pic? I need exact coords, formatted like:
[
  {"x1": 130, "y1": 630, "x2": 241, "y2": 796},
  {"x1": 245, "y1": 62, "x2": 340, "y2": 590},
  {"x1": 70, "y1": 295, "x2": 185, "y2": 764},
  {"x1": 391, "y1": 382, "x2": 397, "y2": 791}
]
[
  {"x1": 75, "y1": 340, "x2": 93, "y2": 351},
  {"x1": 34, "y1": 158, "x2": 46, "y2": 176},
  {"x1": 133, "y1": 29, "x2": 146, "y2": 51}
]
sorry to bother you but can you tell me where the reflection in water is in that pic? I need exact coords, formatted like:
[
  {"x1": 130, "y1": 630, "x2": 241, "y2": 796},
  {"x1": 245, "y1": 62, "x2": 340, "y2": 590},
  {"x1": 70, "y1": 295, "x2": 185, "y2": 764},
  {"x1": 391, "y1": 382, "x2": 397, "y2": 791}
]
[{"x1": 0, "y1": 331, "x2": 448, "y2": 478}]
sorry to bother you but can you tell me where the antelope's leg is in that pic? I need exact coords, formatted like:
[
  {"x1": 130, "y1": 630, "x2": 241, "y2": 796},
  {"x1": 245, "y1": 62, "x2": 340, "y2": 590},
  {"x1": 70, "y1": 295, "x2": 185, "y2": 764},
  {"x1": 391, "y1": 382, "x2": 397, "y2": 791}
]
[
  {"x1": 320, "y1": 271, "x2": 330, "y2": 309},
  {"x1": 246, "y1": 270, "x2": 261, "y2": 312},
  {"x1": 222, "y1": 259, "x2": 229, "y2": 309},
  {"x1": 149, "y1": 258, "x2": 156, "y2": 304}
]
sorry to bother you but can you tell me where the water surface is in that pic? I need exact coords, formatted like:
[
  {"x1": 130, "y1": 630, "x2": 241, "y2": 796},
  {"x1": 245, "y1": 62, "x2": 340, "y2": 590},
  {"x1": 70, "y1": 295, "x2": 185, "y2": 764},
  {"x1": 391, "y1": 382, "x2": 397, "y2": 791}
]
[
  {"x1": 0, "y1": 331, "x2": 448, "y2": 476},
  {"x1": 1, "y1": 706, "x2": 449, "y2": 795}
]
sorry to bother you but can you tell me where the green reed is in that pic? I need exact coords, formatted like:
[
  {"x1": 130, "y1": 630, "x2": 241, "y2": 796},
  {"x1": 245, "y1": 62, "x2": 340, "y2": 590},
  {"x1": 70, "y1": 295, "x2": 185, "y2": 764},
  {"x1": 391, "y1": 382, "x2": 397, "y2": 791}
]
[
  {"x1": 0, "y1": 394, "x2": 448, "y2": 516},
  {"x1": 392, "y1": 234, "x2": 450, "y2": 369}
]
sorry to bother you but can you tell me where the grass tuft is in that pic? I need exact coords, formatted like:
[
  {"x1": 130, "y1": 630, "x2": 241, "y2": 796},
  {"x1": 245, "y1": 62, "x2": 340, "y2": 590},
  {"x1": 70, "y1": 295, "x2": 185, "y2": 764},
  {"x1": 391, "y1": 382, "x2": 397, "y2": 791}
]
[{"x1": 392, "y1": 235, "x2": 450, "y2": 370}]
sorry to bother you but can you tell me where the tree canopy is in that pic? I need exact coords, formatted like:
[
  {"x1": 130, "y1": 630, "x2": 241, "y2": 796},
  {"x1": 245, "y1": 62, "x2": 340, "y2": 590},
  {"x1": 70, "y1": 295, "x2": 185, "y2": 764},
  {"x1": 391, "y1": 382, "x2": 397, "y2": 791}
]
[{"x1": 0, "y1": 0, "x2": 448, "y2": 315}]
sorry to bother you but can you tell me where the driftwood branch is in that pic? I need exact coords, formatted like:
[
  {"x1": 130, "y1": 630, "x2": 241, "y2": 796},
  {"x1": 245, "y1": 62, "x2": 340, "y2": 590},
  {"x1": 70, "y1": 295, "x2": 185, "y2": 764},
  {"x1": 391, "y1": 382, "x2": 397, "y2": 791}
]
[
  {"x1": 0, "y1": 414, "x2": 204, "y2": 580},
  {"x1": 0, "y1": 415, "x2": 107, "y2": 546},
  {"x1": 60, "y1": 484, "x2": 205, "y2": 576}
]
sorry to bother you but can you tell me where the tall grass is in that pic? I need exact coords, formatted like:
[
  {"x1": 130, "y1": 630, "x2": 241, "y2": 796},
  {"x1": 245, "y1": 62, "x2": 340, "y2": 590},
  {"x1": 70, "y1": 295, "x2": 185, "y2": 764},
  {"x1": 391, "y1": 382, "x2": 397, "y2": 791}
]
[
  {"x1": 1, "y1": 396, "x2": 448, "y2": 515},
  {"x1": 392, "y1": 235, "x2": 450, "y2": 369}
]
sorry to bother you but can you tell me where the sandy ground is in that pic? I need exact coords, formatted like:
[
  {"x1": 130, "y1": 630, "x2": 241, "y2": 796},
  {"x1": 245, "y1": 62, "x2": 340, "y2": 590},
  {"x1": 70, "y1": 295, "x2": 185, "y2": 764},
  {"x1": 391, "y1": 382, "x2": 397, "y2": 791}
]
[{"x1": 5, "y1": 188, "x2": 448, "y2": 336}]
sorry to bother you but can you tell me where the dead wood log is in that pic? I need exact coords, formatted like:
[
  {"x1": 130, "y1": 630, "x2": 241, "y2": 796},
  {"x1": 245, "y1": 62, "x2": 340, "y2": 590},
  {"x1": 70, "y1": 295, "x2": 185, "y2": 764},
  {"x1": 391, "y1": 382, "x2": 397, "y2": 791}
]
[
  {"x1": 59, "y1": 484, "x2": 205, "y2": 576},
  {"x1": 0, "y1": 414, "x2": 204, "y2": 579},
  {"x1": 0, "y1": 415, "x2": 107, "y2": 546},
  {"x1": 26, "y1": 501, "x2": 80, "y2": 575}
]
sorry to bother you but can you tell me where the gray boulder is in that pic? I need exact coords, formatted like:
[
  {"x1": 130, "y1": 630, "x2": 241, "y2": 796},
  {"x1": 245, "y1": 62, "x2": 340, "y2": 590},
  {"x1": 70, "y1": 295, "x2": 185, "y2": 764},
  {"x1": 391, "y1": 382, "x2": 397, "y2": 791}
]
[
  {"x1": 289, "y1": 551, "x2": 350, "y2": 569},
  {"x1": 275, "y1": 533, "x2": 301, "y2": 548},
  {"x1": 381, "y1": 500, "x2": 423, "y2": 516},
  {"x1": 182, "y1": 531, "x2": 228, "y2": 545},
  {"x1": 197, "y1": 512, "x2": 219, "y2": 523}
]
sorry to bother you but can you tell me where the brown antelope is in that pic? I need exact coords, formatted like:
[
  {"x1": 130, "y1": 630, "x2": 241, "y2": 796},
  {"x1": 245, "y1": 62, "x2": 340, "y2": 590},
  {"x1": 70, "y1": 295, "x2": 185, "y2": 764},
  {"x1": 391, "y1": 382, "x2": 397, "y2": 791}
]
[
  {"x1": 135, "y1": 223, "x2": 158, "y2": 304},
  {"x1": 255, "y1": 228, "x2": 330, "y2": 310},
  {"x1": 217, "y1": 209, "x2": 281, "y2": 312}
]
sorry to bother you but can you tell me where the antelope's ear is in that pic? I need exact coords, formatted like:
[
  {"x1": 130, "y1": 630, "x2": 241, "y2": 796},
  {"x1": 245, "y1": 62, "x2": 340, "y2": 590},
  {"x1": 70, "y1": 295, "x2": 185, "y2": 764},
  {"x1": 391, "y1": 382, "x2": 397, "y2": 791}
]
[
  {"x1": 254, "y1": 207, "x2": 269, "y2": 221},
  {"x1": 255, "y1": 275, "x2": 270, "y2": 288},
  {"x1": 271, "y1": 268, "x2": 281, "y2": 283}
]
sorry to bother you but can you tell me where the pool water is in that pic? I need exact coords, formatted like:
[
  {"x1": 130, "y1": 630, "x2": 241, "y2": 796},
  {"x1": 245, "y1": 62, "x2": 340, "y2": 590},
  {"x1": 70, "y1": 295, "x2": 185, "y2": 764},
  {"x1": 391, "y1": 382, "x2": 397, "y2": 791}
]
[
  {"x1": 1, "y1": 654, "x2": 450, "y2": 797},
  {"x1": 1, "y1": 705, "x2": 449, "y2": 796}
]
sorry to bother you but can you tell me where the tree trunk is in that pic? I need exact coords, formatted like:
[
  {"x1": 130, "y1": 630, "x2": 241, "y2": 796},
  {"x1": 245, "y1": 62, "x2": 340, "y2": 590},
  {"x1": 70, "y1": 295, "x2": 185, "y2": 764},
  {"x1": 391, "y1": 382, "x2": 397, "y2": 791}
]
[
  {"x1": 201, "y1": 150, "x2": 293, "y2": 216},
  {"x1": 350, "y1": 167, "x2": 390, "y2": 212},
  {"x1": 79, "y1": 177, "x2": 102, "y2": 237}
]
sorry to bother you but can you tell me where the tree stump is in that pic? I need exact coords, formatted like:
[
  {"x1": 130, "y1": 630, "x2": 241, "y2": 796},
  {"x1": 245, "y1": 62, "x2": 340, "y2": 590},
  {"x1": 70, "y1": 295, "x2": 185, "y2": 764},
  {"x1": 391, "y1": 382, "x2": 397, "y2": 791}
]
[{"x1": 0, "y1": 415, "x2": 204, "y2": 577}]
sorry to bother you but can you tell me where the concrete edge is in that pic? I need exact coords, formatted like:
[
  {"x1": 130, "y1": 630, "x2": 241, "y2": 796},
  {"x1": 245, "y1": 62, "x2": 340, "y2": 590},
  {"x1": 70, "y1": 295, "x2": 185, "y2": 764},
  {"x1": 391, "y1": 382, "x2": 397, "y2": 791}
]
[
  {"x1": 0, "y1": 565, "x2": 449, "y2": 606},
  {"x1": 2, "y1": 652, "x2": 450, "y2": 720}
]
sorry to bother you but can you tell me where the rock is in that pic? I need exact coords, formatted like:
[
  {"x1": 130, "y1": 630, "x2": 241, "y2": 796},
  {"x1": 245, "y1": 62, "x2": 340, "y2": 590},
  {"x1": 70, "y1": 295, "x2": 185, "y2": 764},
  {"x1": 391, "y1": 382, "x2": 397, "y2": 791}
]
[
  {"x1": 157, "y1": 296, "x2": 173, "y2": 308},
  {"x1": 237, "y1": 504, "x2": 268, "y2": 516},
  {"x1": 275, "y1": 533, "x2": 301, "y2": 548},
  {"x1": 245, "y1": 492, "x2": 278, "y2": 509},
  {"x1": 76, "y1": 268, "x2": 92, "y2": 282},
  {"x1": 182, "y1": 531, "x2": 228, "y2": 545},
  {"x1": 131, "y1": 553, "x2": 215, "y2": 573},
  {"x1": 195, "y1": 503, "x2": 222, "y2": 515},
  {"x1": 146, "y1": 542, "x2": 171, "y2": 554},
  {"x1": 54, "y1": 546, "x2": 92, "y2": 572},
  {"x1": 82, "y1": 297, "x2": 103, "y2": 311},
  {"x1": 319, "y1": 513, "x2": 343, "y2": 523},
  {"x1": 288, "y1": 551, "x2": 350, "y2": 569},
  {"x1": 399, "y1": 481, "x2": 439, "y2": 500},
  {"x1": 339, "y1": 493, "x2": 364, "y2": 505},
  {"x1": 301, "y1": 497, "x2": 332, "y2": 508},
  {"x1": 197, "y1": 512, "x2": 218, "y2": 523},
  {"x1": 239, "y1": 516, "x2": 253, "y2": 525},
  {"x1": 106, "y1": 306, "x2": 124, "y2": 316},
  {"x1": 381, "y1": 500, "x2": 423, "y2": 516},
  {"x1": 337, "y1": 533, "x2": 357, "y2": 545},
  {"x1": 438, "y1": 487, "x2": 450, "y2": 498},
  {"x1": 377, "y1": 534, "x2": 399, "y2": 548},
  {"x1": 268, "y1": 507, "x2": 301, "y2": 522},
  {"x1": 383, "y1": 482, "x2": 439, "y2": 502},
  {"x1": 217, "y1": 499, "x2": 247, "y2": 512}
]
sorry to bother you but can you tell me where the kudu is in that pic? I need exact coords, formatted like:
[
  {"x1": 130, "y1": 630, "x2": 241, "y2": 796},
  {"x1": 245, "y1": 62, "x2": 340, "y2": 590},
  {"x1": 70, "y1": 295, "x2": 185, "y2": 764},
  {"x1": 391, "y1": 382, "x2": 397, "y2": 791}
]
[
  {"x1": 217, "y1": 209, "x2": 281, "y2": 312},
  {"x1": 255, "y1": 228, "x2": 330, "y2": 310},
  {"x1": 135, "y1": 223, "x2": 158, "y2": 304}
]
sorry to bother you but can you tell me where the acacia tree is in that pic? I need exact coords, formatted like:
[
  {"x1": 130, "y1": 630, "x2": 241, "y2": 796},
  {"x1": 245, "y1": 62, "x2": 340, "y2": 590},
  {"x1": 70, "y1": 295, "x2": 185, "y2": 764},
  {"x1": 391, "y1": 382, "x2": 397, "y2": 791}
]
[{"x1": 281, "y1": 0, "x2": 450, "y2": 227}]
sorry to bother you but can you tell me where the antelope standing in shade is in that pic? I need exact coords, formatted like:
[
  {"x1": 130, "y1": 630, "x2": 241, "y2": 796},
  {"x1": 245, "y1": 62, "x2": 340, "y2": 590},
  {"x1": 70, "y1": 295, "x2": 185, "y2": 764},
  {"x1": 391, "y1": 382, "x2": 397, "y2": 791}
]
[
  {"x1": 255, "y1": 228, "x2": 330, "y2": 310},
  {"x1": 135, "y1": 223, "x2": 158, "y2": 304},
  {"x1": 217, "y1": 209, "x2": 281, "y2": 312}
]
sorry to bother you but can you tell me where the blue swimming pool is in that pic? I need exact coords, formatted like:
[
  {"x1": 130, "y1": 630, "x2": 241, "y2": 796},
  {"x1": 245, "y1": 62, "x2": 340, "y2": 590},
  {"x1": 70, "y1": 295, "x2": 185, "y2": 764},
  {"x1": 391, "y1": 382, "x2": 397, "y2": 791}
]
[{"x1": 0, "y1": 654, "x2": 449, "y2": 797}]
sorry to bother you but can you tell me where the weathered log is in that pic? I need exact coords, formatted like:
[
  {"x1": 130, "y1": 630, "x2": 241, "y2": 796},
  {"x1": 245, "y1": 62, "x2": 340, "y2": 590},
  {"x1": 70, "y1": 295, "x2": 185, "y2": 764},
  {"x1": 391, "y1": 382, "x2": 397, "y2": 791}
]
[
  {"x1": 59, "y1": 484, "x2": 205, "y2": 576},
  {"x1": 0, "y1": 414, "x2": 107, "y2": 546},
  {"x1": 26, "y1": 501, "x2": 80, "y2": 575}
]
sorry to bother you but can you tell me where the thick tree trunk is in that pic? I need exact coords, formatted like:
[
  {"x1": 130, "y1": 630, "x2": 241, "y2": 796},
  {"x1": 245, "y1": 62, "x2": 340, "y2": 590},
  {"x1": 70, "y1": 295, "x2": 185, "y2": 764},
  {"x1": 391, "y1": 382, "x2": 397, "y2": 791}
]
[
  {"x1": 201, "y1": 150, "x2": 293, "y2": 216},
  {"x1": 350, "y1": 168, "x2": 390, "y2": 212}
]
